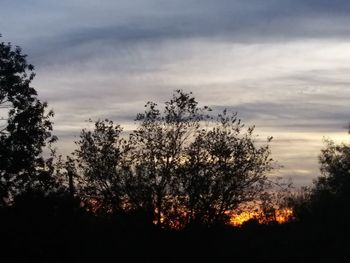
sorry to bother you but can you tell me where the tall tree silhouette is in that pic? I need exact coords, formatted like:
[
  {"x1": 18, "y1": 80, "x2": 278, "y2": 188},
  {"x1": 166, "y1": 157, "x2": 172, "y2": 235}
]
[
  {"x1": 0, "y1": 36, "x2": 56, "y2": 206},
  {"x1": 126, "y1": 91, "x2": 209, "y2": 226}
]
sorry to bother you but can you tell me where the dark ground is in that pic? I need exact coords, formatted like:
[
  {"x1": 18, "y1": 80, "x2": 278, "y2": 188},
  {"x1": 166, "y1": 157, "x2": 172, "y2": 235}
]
[{"x1": 1, "y1": 206, "x2": 349, "y2": 263}]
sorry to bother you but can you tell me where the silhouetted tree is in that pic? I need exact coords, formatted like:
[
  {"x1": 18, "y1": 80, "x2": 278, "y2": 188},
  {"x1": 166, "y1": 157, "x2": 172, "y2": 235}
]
[
  {"x1": 65, "y1": 91, "x2": 274, "y2": 228},
  {"x1": 181, "y1": 110, "x2": 274, "y2": 226},
  {"x1": 292, "y1": 138, "x2": 350, "y2": 225},
  {"x1": 0, "y1": 36, "x2": 56, "y2": 206},
  {"x1": 125, "y1": 90, "x2": 273, "y2": 228},
  {"x1": 126, "y1": 91, "x2": 209, "y2": 226},
  {"x1": 317, "y1": 139, "x2": 350, "y2": 196},
  {"x1": 286, "y1": 185, "x2": 311, "y2": 222},
  {"x1": 254, "y1": 177, "x2": 294, "y2": 223},
  {"x1": 71, "y1": 119, "x2": 129, "y2": 214}
]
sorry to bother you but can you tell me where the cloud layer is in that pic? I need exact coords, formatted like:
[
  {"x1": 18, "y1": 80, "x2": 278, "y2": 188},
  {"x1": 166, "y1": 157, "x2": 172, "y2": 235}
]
[{"x1": 2, "y1": 0, "x2": 350, "y2": 185}]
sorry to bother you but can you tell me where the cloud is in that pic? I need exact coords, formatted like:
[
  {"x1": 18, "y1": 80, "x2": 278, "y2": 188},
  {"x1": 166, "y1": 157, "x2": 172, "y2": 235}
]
[
  {"x1": 213, "y1": 100, "x2": 349, "y2": 131},
  {"x1": 3, "y1": 0, "x2": 350, "y2": 66},
  {"x1": 2, "y1": 0, "x2": 350, "y2": 186}
]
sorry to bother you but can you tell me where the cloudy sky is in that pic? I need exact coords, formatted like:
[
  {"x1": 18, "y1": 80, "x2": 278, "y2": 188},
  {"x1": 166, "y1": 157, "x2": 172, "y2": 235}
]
[{"x1": 1, "y1": 0, "x2": 350, "y2": 185}]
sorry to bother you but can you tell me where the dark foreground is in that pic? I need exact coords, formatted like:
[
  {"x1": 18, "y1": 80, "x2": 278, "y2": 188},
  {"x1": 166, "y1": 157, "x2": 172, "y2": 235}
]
[{"x1": 1, "y1": 206, "x2": 349, "y2": 263}]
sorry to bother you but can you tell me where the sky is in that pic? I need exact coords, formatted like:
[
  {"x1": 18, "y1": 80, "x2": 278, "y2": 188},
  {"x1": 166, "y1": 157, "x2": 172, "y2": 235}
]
[{"x1": 1, "y1": 0, "x2": 350, "y2": 185}]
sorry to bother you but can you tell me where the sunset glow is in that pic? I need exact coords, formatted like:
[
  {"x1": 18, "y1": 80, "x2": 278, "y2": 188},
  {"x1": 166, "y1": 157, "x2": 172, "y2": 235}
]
[
  {"x1": 230, "y1": 211, "x2": 259, "y2": 226},
  {"x1": 230, "y1": 208, "x2": 294, "y2": 226},
  {"x1": 2, "y1": 0, "x2": 350, "y2": 261}
]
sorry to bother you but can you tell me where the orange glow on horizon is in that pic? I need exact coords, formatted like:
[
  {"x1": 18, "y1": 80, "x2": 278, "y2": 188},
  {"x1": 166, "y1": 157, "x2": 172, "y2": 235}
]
[
  {"x1": 275, "y1": 208, "x2": 293, "y2": 224},
  {"x1": 230, "y1": 211, "x2": 259, "y2": 226},
  {"x1": 80, "y1": 198, "x2": 294, "y2": 228},
  {"x1": 230, "y1": 208, "x2": 294, "y2": 226}
]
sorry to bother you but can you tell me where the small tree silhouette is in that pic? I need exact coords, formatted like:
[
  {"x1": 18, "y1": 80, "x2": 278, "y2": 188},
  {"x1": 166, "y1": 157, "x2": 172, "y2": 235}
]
[
  {"x1": 71, "y1": 119, "x2": 129, "y2": 215},
  {"x1": 291, "y1": 137, "x2": 350, "y2": 227}
]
